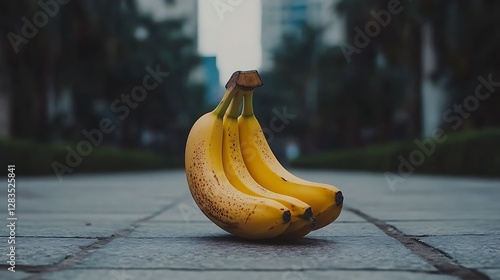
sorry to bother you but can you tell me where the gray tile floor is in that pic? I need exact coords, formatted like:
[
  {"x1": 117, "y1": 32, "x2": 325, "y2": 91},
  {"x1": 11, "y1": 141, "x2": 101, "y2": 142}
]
[{"x1": 1, "y1": 170, "x2": 498, "y2": 280}]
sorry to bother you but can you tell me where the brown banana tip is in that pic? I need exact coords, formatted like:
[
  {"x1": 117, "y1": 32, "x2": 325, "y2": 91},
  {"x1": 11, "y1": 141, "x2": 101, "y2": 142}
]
[
  {"x1": 301, "y1": 207, "x2": 313, "y2": 221},
  {"x1": 224, "y1": 70, "x2": 264, "y2": 90},
  {"x1": 282, "y1": 210, "x2": 291, "y2": 224},
  {"x1": 335, "y1": 191, "x2": 344, "y2": 207},
  {"x1": 310, "y1": 217, "x2": 317, "y2": 228}
]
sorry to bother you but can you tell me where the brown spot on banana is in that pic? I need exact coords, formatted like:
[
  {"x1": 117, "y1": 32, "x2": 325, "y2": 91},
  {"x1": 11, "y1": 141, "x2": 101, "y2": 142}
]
[{"x1": 244, "y1": 212, "x2": 252, "y2": 223}]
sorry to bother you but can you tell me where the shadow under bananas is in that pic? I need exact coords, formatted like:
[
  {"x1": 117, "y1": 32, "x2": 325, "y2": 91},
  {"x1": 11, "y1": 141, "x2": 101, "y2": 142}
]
[{"x1": 191, "y1": 235, "x2": 335, "y2": 247}]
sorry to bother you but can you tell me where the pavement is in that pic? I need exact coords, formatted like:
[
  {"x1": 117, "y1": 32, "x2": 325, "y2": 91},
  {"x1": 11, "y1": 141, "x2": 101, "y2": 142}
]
[{"x1": 0, "y1": 170, "x2": 499, "y2": 280}]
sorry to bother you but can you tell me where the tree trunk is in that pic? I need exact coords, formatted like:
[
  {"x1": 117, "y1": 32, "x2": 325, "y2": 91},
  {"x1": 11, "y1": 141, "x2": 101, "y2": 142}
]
[
  {"x1": 35, "y1": 43, "x2": 51, "y2": 142},
  {"x1": 8, "y1": 56, "x2": 34, "y2": 139},
  {"x1": 409, "y1": 23, "x2": 423, "y2": 138}
]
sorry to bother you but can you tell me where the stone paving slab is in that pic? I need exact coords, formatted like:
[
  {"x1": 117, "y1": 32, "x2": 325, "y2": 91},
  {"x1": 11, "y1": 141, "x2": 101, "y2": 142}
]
[
  {"x1": 0, "y1": 271, "x2": 30, "y2": 280},
  {"x1": 13, "y1": 237, "x2": 97, "y2": 266},
  {"x1": 0, "y1": 170, "x2": 498, "y2": 279},
  {"x1": 419, "y1": 235, "x2": 500, "y2": 268},
  {"x1": 43, "y1": 269, "x2": 457, "y2": 280},
  {"x1": 391, "y1": 220, "x2": 500, "y2": 236},
  {"x1": 149, "y1": 200, "x2": 208, "y2": 223},
  {"x1": 0, "y1": 213, "x2": 145, "y2": 238},
  {"x1": 306, "y1": 221, "x2": 384, "y2": 237},
  {"x1": 15, "y1": 190, "x2": 174, "y2": 215},
  {"x1": 483, "y1": 269, "x2": 500, "y2": 280},
  {"x1": 327, "y1": 210, "x2": 366, "y2": 222},
  {"x1": 356, "y1": 208, "x2": 500, "y2": 221},
  {"x1": 74, "y1": 236, "x2": 435, "y2": 271},
  {"x1": 128, "y1": 222, "x2": 225, "y2": 238},
  {"x1": 0, "y1": 172, "x2": 182, "y2": 215},
  {"x1": 298, "y1": 170, "x2": 500, "y2": 210}
]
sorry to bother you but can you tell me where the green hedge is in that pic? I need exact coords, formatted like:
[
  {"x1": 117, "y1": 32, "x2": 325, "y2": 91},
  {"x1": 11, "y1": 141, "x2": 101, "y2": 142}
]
[
  {"x1": 0, "y1": 138, "x2": 180, "y2": 176},
  {"x1": 293, "y1": 128, "x2": 500, "y2": 177}
]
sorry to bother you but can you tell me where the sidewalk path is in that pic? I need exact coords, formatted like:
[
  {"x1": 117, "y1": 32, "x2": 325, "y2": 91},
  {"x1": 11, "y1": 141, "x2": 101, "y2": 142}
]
[{"x1": 1, "y1": 170, "x2": 499, "y2": 280}]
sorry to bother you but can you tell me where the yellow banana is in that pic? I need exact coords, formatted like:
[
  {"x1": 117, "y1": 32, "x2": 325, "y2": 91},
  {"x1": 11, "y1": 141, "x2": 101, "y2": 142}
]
[
  {"x1": 223, "y1": 92, "x2": 315, "y2": 238},
  {"x1": 185, "y1": 71, "x2": 291, "y2": 240},
  {"x1": 238, "y1": 91, "x2": 344, "y2": 230}
]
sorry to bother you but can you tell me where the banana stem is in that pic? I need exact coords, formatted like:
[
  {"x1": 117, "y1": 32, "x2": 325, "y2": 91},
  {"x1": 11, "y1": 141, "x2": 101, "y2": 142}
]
[
  {"x1": 212, "y1": 87, "x2": 239, "y2": 118},
  {"x1": 241, "y1": 91, "x2": 255, "y2": 117},
  {"x1": 227, "y1": 92, "x2": 244, "y2": 118}
]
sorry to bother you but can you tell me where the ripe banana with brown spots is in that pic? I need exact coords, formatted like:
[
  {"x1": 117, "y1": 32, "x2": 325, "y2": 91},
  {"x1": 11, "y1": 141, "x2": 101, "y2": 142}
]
[
  {"x1": 238, "y1": 91, "x2": 344, "y2": 230},
  {"x1": 185, "y1": 71, "x2": 291, "y2": 240},
  {"x1": 223, "y1": 91, "x2": 316, "y2": 238}
]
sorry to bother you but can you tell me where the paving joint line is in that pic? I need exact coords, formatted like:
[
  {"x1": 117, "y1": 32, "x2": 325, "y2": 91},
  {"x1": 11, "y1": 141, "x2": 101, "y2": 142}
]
[
  {"x1": 347, "y1": 207, "x2": 491, "y2": 280},
  {"x1": 0, "y1": 236, "x2": 102, "y2": 239},
  {"x1": 384, "y1": 219, "x2": 500, "y2": 222},
  {"x1": 407, "y1": 233, "x2": 494, "y2": 238},
  {"x1": 20, "y1": 198, "x2": 186, "y2": 280}
]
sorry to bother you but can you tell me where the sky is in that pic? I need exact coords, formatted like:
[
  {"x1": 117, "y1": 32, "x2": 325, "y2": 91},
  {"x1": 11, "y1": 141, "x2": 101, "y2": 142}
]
[{"x1": 197, "y1": 0, "x2": 262, "y2": 85}]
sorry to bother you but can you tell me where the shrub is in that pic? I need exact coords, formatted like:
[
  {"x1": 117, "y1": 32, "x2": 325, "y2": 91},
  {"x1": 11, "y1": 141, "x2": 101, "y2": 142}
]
[
  {"x1": 293, "y1": 128, "x2": 500, "y2": 177},
  {"x1": 0, "y1": 138, "x2": 179, "y2": 176}
]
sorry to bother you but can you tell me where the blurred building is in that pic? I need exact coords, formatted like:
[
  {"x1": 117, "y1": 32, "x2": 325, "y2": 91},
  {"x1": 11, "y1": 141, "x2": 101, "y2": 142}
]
[
  {"x1": 201, "y1": 56, "x2": 223, "y2": 106},
  {"x1": 145, "y1": 0, "x2": 223, "y2": 109},
  {"x1": 137, "y1": 0, "x2": 198, "y2": 46},
  {"x1": 260, "y1": 0, "x2": 344, "y2": 71},
  {"x1": 146, "y1": 0, "x2": 231, "y2": 108}
]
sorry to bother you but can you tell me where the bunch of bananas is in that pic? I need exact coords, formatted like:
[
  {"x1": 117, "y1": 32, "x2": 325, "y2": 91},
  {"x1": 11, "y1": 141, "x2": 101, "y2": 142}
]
[{"x1": 185, "y1": 70, "x2": 343, "y2": 240}]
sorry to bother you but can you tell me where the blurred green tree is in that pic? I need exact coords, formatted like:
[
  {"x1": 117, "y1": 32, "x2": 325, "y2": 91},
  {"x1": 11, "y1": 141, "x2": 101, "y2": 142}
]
[
  {"x1": 336, "y1": 0, "x2": 500, "y2": 136},
  {"x1": 0, "y1": 0, "x2": 203, "y2": 158}
]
